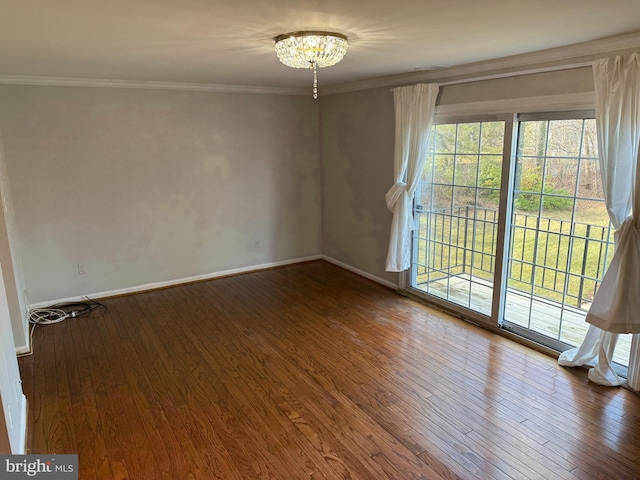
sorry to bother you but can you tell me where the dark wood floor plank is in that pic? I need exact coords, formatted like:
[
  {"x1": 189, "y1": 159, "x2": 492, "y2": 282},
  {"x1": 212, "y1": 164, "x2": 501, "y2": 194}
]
[
  {"x1": 65, "y1": 315, "x2": 113, "y2": 479},
  {"x1": 18, "y1": 260, "x2": 640, "y2": 480},
  {"x1": 97, "y1": 306, "x2": 171, "y2": 479},
  {"x1": 47, "y1": 321, "x2": 77, "y2": 454},
  {"x1": 152, "y1": 288, "x2": 316, "y2": 478},
  {"x1": 40, "y1": 322, "x2": 57, "y2": 453},
  {"x1": 110, "y1": 298, "x2": 225, "y2": 479},
  {"x1": 521, "y1": 417, "x2": 640, "y2": 479},
  {"x1": 75, "y1": 311, "x2": 131, "y2": 479},
  {"x1": 126, "y1": 293, "x2": 256, "y2": 479},
  {"x1": 22, "y1": 328, "x2": 42, "y2": 454}
]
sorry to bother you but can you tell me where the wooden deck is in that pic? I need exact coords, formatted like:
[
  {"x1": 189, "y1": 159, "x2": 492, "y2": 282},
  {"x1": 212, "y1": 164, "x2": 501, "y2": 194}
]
[{"x1": 416, "y1": 274, "x2": 631, "y2": 366}]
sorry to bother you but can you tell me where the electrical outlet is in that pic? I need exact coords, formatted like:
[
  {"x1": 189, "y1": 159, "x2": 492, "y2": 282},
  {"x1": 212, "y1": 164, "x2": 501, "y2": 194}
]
[
  {"x1": 254, "y1": 241, "x2": 261, "y2": 249},
  {"x1": 77, "y1": 263, "x2": 86, "y2": 275}
]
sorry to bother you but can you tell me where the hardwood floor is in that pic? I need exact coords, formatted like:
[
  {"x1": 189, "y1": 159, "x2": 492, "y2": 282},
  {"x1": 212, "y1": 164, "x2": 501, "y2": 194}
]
[{"x1": 18, "y1": 260, "x2": 640, "y2": 479}]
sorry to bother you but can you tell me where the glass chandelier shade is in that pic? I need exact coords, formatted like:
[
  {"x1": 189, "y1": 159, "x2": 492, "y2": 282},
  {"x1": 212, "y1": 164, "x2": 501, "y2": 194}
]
[{"x1": 274, "y1": 31, "x2": 348, "y2": 98}]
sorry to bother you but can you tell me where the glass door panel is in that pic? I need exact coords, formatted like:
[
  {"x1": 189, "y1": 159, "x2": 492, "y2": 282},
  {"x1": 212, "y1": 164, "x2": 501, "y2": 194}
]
[
  {"x1": 505, "y1": 118, "x2": 630, "y2": 366},
  {"x1": 413, "y1": 121, "x2": 505, "y2": 316}
]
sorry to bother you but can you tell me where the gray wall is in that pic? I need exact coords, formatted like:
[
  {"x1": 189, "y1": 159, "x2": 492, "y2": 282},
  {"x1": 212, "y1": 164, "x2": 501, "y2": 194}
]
[
  {"x1": 320, "y1": 87, "x2": 398, "y2": 286},
  {"x1": 0, "y1": 86, "x2": 321, "y2": 305}
]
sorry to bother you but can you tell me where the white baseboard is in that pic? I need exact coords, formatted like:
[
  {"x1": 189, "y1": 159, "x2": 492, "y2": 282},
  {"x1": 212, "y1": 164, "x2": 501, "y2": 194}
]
[
  {"x1": 14, "y1": 320, "x2": 31, "y2": 356},
  {"x1": 321, "y1": 255, "x2": 398, "y2": 290},
  {"x1": 15, "y1": 345, "x2": 30, "y2": 355},
  {"x1": 29, "y1": 255, "x2": 322, "y2": 308}
]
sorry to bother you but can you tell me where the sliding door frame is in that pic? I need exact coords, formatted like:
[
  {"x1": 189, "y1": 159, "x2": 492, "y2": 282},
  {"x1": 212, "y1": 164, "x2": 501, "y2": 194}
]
[
  {"x1": 492, "y1": 114, "x2": 517, "y2": 328},
  {"x1": 403, "y1": 113, "x2": 514, "y2": 332}
]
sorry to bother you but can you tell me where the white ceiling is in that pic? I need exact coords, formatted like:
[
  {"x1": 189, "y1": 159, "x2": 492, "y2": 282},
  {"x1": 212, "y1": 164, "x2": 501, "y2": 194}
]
[{"x1": 1, "y1": 0, "x2": 640, "y2": 92}]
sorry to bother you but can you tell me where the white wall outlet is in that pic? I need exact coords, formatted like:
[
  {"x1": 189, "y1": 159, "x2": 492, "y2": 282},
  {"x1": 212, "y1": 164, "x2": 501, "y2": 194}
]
[
  {"x1": 254, "y1": 240, "x2": 261, "y2": 249},
  {"x1": 77, "y1": 263, "x2": 86, "y2": 274}
]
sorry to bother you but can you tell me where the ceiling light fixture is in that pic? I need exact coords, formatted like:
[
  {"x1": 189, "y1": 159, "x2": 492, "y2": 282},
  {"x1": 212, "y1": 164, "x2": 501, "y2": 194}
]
[{"x1": 274, "y1": 31, "x2": 348, "y2": 99}]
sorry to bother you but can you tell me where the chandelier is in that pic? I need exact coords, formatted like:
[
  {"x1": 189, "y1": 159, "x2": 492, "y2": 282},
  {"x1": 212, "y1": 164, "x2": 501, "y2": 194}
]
[{"x1": 274, "y1": 31, "x2": 348, "y2": 99}]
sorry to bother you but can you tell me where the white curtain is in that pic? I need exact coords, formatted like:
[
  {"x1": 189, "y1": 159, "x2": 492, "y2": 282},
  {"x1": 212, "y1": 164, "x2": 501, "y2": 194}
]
[
  {"x1": 385, "y1": 83, "x2": 439, "y2": 272},
  {"x1": 558, "y1": 53, "x2": 640, "y2": 388}
]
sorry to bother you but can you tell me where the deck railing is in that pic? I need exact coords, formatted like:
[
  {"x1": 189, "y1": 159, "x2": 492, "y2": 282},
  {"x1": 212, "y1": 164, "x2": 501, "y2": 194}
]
[{"x1": 414, "y1": 205, "x2": 615, "y2": 309}]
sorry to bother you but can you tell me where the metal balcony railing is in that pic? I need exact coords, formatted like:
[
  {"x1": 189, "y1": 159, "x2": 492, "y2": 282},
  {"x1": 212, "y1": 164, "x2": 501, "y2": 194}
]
[{"x1": 414, "y1": 205, "x2": 615, "y2": 310}]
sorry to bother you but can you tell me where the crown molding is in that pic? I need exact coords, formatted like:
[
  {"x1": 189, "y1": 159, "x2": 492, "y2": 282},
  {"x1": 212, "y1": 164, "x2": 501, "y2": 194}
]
[
  {"x1": 0, "y1": 75, "x2": 308, "y2": 96},
  {"x1": 323, "y1": 31, "x2": 640, "y2": 95}
]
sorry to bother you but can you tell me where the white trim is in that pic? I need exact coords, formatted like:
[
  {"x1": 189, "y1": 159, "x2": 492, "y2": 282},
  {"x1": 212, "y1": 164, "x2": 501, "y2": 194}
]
[
  {"x1": 323, "y1": 32, "x2": 640, "y2": 95},
  {"x1": 14, "y1": 307, "x2": 31, "y2": 355},
  {"x1": 29, "y1": 255, "x2": 322, "y2": 308},
  {"x1": 13, "y1": 314, "x2": 31, "y2": 355},
  {"x1": 435, "y1": 92, "x2": 595, "y2": 118},
  {"x1": 15, "y1": 345, "x2": 29, "y2": 355},
  {"x1": 0, "y1": 75, "x2": 308, "y2": 96},
  {"x1": 17, "y1": 395, "x2": 26, "y2": 454},
  {"x1": 321, "y1": 255, "x2": 398, "y2": 289}
]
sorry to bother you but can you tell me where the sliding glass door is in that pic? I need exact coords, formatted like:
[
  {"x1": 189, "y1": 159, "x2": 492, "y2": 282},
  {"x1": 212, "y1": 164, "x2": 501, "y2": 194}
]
[{"x1": 410, "y1": 112, "x2": 630, "y2": 368}]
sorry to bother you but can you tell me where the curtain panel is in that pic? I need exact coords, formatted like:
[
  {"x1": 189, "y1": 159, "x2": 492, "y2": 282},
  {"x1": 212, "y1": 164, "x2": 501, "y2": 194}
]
[
  {"x1": 385, "y1": 83, "x2": 439, "y2": 272},
  {"x1": 559, "y1": 53, "x2": 640, "y2": 388}
]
